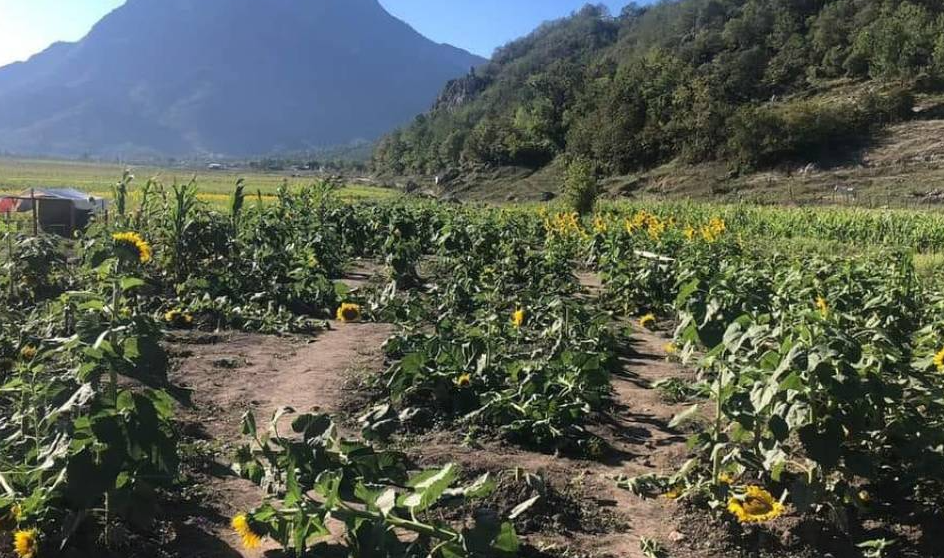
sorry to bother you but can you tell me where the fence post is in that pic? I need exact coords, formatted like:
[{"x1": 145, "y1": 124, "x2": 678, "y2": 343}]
[{"x1": 30, "y1": 188, "x2": 38, "y2": 235}]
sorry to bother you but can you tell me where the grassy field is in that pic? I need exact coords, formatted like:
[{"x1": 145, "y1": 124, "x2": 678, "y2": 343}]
[{"x1": 0, "y1": 157, "x2": 396, "y2": 202}]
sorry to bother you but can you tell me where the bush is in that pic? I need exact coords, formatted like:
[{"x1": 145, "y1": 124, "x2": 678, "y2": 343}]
[
  {"x1": 727, "y1": 90, "x2": 915, "y2": 169},
  {"x1": 563, "y1": 158, "x2": 598, "y2": 216}
]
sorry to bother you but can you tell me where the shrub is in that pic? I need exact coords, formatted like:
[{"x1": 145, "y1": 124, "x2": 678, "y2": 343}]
[{"x1": 563, "y1": 158, "x2": 598, "y2": 216}]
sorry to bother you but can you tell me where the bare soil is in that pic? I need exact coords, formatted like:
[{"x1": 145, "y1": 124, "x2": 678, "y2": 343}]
[
  {"x1": 401, "y1": 328, "x2": 696, "y2": 558},
  {"x1": 162, "y1": 321, "x2": 394, "y2": 557}
]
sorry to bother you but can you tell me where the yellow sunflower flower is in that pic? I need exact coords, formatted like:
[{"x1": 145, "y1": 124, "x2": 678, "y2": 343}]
[
  {"x1": 816, "y1": 296, "x2": 829, "y2": 318},
  {"x1": 512, "y1": 308, "x2": 526, "y2": 328},
  {"x1": 13, "y1": 528, "x2": 39, "y2": 558},
  {"x1": 662, "y1": 485, "x2": 683, "y2": 500},
  {"x1": 933, "y1": 347, "x2": 944, "y2": 372},
  {"x1": 112, "y1": 231, "x2": 152, "y2": 264},
  {"x1": 727, "y1": 486, "x2": 785, "y2": 524},
  {"x1": 455, "y1": 373, "x2": 472, "y2": 388},
  {"x1": 231, "y1": 513, "x2": 263, "y2": 550},
  {"x1": 638, "y1": 313, "x2": 656, "y2": 330},
  {"x1": 164, "y1": 310, "x2": 194, "y2": 328},
  {"x1": 336, "y1": 303, "x2": 361, "y2": 323},
  {"x1": 592, "y1": 216, "x2": 608, "y2": 234},
  {"x1": 663, "y1": 343, "x2": 677, "y2": 355}
]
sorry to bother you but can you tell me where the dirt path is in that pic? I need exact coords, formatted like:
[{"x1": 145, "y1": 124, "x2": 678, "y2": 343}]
[
  {"x1": 408, "y1": 326, "x2": 695, "y2": 558},
  {"x1": 164, "y1": 321, "x2": 394, "y2": 557},
  {"x1": 158, "y1": 266, "x2": 696, "y2": 557}
]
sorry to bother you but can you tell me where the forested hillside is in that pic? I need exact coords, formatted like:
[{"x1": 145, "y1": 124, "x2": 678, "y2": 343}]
[{"x1": 373, "y1": 0, "x2": 944, "y2": 177}]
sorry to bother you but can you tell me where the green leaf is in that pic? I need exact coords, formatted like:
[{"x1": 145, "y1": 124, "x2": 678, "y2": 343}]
[
  {"x1": 492, "y1": 522, "x2": 519, "y2": 554},
  {"x1": 401, "y1": 463, "x2": 458, "y2": 512},
  {"x1": 376, "y1": 488, "x2": 396, "y2": 517},
  {"x1": 241, "y1": 411, "x2": 257, "y2": 437},
  {"x1": 668, "y1": 404, "x2": 699, "y2": 429},
  {"x1": 120, "y1": 277, "x2": 146, "y2": 291},
  {"x1": 509, "y1": 495, "x2": 540, "y2": 519}
]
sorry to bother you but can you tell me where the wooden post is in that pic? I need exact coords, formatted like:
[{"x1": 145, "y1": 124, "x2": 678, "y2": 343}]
[{"x1": 30, "y1": 189, "x2": 38, "y2": 235}]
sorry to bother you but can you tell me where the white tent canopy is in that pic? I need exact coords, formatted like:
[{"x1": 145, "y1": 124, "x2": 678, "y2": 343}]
[{"x1": 13, "y1": 188, "x2": 106, "y2": 212}]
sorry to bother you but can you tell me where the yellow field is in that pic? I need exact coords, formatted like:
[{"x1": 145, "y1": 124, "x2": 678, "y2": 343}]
[{"x1": 0, "y1": 157, "x2": 396, "y2": 202}]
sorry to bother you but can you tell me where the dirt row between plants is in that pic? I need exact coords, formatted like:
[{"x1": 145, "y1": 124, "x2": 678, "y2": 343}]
[
  {"x1": 158, "y1": 270, "x2": 702, "y2": 557},
  {"x1": 163, "y1": 322, "x2": 395, "y2": 557}
]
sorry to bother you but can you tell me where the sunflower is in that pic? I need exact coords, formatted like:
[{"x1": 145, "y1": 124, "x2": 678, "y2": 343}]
[
  {"x1": 592, "y1": 216, "x2": 608, "y2": 234},
  {"x1": 13, "y1": 528, "x2": 38, "y2": 558},
  {"x1": 663, "y1": 343, "x2": 677, "y2": 355},
  {"x1": 727, "y1": 486, "x2": 785, "y2": 524},
  {"x1": 336, "y1": 303, "x2": 361, "y2": 323},
  {"x1": 816, "y1": 296, "x2": 829, "y2": 317},
  {"x1": 638, "y1": 313, "x2": 656, "y2": 330},
  {"x1": 933, "y1": 347, "x2": 944, "y2": 372},
  {"x1": 112, "y1": 231, "x2": 152, "y2": 264},
  {"x1": 19, "y1": 346, "x2": 37, "y2": 361},
  {"x1": 231, "y1": 513, "x2": 263, "y2": 550},
  {"x1": 662, "y1": 486, "x2": 683, "y2": 500},
  {"x1": 455, "y1": 373, "x2": 472, "y2": 388},
  {"x1": 512, "y1": 308, "x2": 526, "y2": 328},
  {"x1": 164, "y1": 309, "x2": 194, "y2": 328}
]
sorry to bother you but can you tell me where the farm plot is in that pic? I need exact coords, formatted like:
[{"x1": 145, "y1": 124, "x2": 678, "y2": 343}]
[{"x1": 1, "y1": 180, "x2": 943, "y2": 558}]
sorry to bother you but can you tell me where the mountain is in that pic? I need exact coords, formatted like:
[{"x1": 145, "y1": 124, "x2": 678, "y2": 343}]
[
  {"x1": 374, "y1": 0, "x2": 944, "y2": 181},
  {"x1": 0, "y1": 0, "x2": 485, "y2": 159}
]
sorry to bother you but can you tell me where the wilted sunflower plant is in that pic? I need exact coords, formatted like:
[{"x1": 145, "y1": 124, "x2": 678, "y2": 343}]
[
  {"x1": 232, "y1": 409, "x2": 519, "y2": 557},
  {"x1": 0, "y1": 227, "x2": 178, "y2": 555}
]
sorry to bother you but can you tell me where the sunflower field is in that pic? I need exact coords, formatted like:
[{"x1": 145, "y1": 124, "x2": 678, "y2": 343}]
[{"x1": 1, "y1": 176, "x2": 943, "y2": 557}]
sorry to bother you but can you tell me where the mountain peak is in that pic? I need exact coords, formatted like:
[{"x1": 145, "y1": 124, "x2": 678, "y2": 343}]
[{"x1": 0, "y1": 0, "x2": 485, "y2": 158}]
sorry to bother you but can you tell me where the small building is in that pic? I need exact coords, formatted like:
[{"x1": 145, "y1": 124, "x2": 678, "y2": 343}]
[
  {"x1": 207, "y1": 162, "x2": 224, "y2": 171},
  {"x1": 1, "y1": 188, "x2": 107, "y2": 236}
]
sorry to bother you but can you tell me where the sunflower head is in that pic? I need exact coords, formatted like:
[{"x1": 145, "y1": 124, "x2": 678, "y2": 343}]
[
  {"x1": 933, "y1": 347, "x2": 944, "y2": 372},
  {"x1": 592, "y1": 216, "x2": 607, "y2": 234},
  {"x1": 19, "y1": 346, "x2": 37, "y2": 361},
  {"x1": 13, "y1": 528, "x2": 39, "y2": 558},
  {"x1": 662, "y1": 486, "x2": 683, "y2": 500},
  {"x1": 512, "y1": 308, "x2": 526, "y2": 328},
  {"x1": 164, "y1": 309, "x2": 194, "y2": 328},
  {"x1": 336, "y1": 303, "x2": 361, "y2": 323},
  {"x1": 638, "y1": 313, "x2": 657, "y2": 330},
  {"x1": 455, "y1": 373, "x2": 472, "y2": 388},
  {"x1": 816, "y1": 296, "x2": 829, "y2": 317},
  {"x1": 727, "y1": 486, "x2": 785, "y2": 524},
  {"x1": 112, "y1": 231, "x2": 152, "y2": 264},
  {"x1": 231, "y1": 513, "x2": 264, "y2": 550}
]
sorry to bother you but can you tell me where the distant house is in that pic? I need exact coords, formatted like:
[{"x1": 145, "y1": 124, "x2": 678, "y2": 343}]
[
  {"x1": 0, "y1": 188, "x2": 107, "y2": 236},
  {"x1": 207, "y1": 163, "x2": 224, "y2": 171}
]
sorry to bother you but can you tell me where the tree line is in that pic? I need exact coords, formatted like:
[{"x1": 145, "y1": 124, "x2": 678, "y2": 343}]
[{"x1": 373, "y1": 0, "x2": 944, "y2": 176}]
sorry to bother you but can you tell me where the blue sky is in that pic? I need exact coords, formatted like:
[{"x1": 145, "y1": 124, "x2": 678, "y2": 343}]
[{"x1": 0, "y1": 0, "x2": 630, "y2": 67}]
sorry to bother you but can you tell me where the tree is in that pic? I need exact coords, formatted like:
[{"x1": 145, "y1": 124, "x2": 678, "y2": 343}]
[{"x1": 563, "y1": 157, "x2": 598, "y2": 216}]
